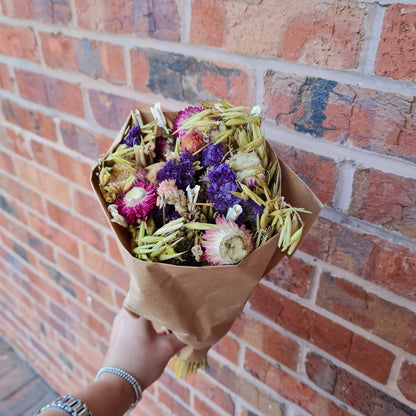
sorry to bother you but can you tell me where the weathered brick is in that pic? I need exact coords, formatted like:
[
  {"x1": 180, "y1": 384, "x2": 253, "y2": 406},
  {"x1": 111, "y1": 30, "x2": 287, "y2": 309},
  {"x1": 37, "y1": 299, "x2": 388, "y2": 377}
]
[
  {"x1": 88, "y1": 90, "x2": 138, "y2": 130},
  {"x1": 245, "y1": 349, "x2": 349, "y2": 416},
  {"x1": 30, "y1": 140, "x2": 92, "y2": 191},
  {"x1": 60, "y1": 121, "x2": 114, "y2": 160},
  {"x1": 301, "y1": 217, "x2": 416, "y2": 301},
  {"x1": 349, "y1": 169, "x2": 416, "y2": 239},
  {"x1": 0, "y1": 0, "x2": 72, "y2": 24},
  {"x1": 130, "y1": 48, "x2": 253, "y2": 106},
  {"x1": 46, "y1": 201, "x2": 105, "y2": 252},
  {"x1": 39, "y1": 32, "x2": 78, "y2": 71},
  {"x1": 317, "y1": 273, "x2": 416, "y2": 356},
  {"x1": 2, "y1": 100, "x2": 56, "y2": 141},
  {"x1": 15, "y1": 70, "x2": 84, "y2": 117},
  {"x1": 1, "y1": 128, "x2": 31, "y2": 159},
  {"x1": 375, "y1": 4, "x2": 416, "y2": 82},
  {"x1": 306, "y1": 352, "x2": 416, "y2": 416},
  {"x1": 231, "y1": 313, "x2": 299, "y2": 370},
  {"x1": 0, "y1": 194, "x2": 25, "y2": 224},
  {"x1": 205, "y1": 358, "x2": 284, "y2": 416},
  {"x1": 186, "y1": 372, "x2": 235, "y2": 415},
  {"x1": 263, "y1": 71, "x2": 416, "y2": 162},
  {"x1": 211, "y1": 334, "x2": 239, "y2": 365},
  {"x1": 40, "y1": 33, "x2": 127, "y2": 83},
  {"x1": 0, "y1": 175, "x2": 45, "y2": 215},
  {"x1": 75, "y1": 0, "x2": 180, "y2": 41},
  {"x1": 194, "y1": 396, "x2": 224, "y2": 416},
  {"x1": 190, "y1": 0, "x2": 364, "y2": 69},
  {"x1": 55, "y1": 252, "x2": 113, "y2": 305},
  {"x1": 159, "y1": 372, "x2": 190, "y2": 404},
  {"x1": 73, "y1": 189, "x2": 109, "y2": 227},
  {"x1": 157, "y1": 389, "x2": 194, "y2": 416},
  {"x1": 0, "y1": 148, "x2": 15, "y2": 175},
  {"x1": 272, "y1": 142, "x2": 337, "y2": 206},
  {"x1": 81, "y1": 244, "x2": 129, "y2": 292},
  {"x1": 12, "y1": 157, "x2": 71, "y2": 206},
  {"x1": 0, "y1": 24, "x2": 40, "y2": 63},
  {"x1": 265, "y1": 255, "x2": 313, "y2": 298},
  {"x1": 365, "y1": 241, "x2": 416, "y2": 302},
  {"x1": 0, "y1": 63, "x2": 12, "y2": 91},
  {"x1": 249, "y1": 283, "x2": 395, "y2": 382},
  {"x1": 28, "y1": 211, "x2": 79, "y2": 258},
  {"x1": 398, "y1": 360, "x2": 416, "y2": 404}
]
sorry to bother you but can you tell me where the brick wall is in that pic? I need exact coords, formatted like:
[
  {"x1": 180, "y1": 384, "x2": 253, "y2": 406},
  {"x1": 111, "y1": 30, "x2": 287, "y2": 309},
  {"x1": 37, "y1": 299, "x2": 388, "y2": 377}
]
[{"x1": 0, "y1": 1, "x2": 415, "y2": 415}]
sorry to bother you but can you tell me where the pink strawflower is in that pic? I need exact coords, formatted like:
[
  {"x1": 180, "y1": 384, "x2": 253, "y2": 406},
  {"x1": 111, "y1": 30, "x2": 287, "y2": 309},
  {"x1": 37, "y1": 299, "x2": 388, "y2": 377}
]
[
  {"x1": 201, "y1": 217, "x2": 253, "y2": 265},
  {"x1": 172, "y1": 106, "x2": 204, "y2": 138},
  {"x1": 115, "y1": 178, "x2": 157, "y2": 224}
]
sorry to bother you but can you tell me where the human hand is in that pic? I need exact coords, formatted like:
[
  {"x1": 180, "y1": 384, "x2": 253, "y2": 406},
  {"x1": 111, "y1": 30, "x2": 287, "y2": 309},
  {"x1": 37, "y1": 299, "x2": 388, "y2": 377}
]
[{"x1": 103, "y1": 309, "x2": 185, "y2": 390}]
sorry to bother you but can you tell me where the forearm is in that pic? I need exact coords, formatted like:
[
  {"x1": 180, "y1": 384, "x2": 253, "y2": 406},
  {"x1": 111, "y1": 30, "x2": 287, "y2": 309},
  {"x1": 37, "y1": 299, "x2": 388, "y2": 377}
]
[{"x1": 38, "y1": 374, "x2": 134, "y2": 416}]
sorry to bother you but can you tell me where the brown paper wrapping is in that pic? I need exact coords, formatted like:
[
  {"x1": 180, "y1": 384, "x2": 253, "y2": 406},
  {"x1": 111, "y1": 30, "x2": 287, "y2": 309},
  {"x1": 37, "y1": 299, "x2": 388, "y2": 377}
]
[{"x1": 90, "y1": 111, "x2": 323, "y2": 364}]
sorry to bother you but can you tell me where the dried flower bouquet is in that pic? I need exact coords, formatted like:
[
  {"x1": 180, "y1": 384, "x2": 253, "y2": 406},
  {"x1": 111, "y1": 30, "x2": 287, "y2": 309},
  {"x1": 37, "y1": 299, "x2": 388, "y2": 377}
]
[{"x1": 91, "y1": 101, "x2": 322, "y2": 376}]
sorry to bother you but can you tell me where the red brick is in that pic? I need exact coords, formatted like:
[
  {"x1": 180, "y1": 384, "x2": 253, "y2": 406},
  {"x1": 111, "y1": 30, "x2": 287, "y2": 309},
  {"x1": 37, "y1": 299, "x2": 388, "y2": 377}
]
[
  {"x1": 0, "y1": 0, "x2": 72, "y2": 24},
  {"x1": 159, "y1": 372, "x2": 190, "y2": 404},
  {"x1": 349, "y1": 169, "x2": 416, "y2": 239},
  {"x1": 0, "y1": 193, "x2": 26, "y2": 224},
  {"x1": 39, "y1": 32, "x2": 78, "y2": 71},
  {"x1": 191, "y1": 0, "x2": 364, "y2": 69},
  {"x1": 56, "y1": 252, "x2": 113, "y2": 304},
  {"x1": 30, "y1": 140, "x2": 92, "y2": 190},
  {"x1": 375, "y1": 4, "x2": 416, "y2": 82},
  {"x1": 74, "y1": 189, "x2": 109, "y2": 227},
  {"x1": 186, "y1": 372, "x2": 235, "y2": 414},
  {"x1": 81, "y1": 244, "x2": 129, "y2": 292},
  {"x1": 88, "y1": 90, "x2": 138, "y2": 130},
  {"x1": 211, "y1": 334, "x2": 239, "y2": 365},
  {"x1": 365, "y1": 242, "x2": 416, "y2": 302},
  {"x1": 231, "y1": 313, "x2": 299, "y2": 370},
  {"x1": 1, "y1": 128, "x2": 32, "y2": 159},
  {"x1": 194, "y1": 396, "x2": 224, "y2": 416},
  {"x1": 89, "y1": 295, "x2": 116, "y2": 326},
  {"x1": 74, "y1": 0, "x2": 180, "y2": 41},
  {"x1": 0, "y1": 149, "x2": 15, "y2": 175},
  {"x1": 205, "y1": 358, "x2": 284, "y2": 416},
  {"x1": 27, "y1": 211, "x2": 79, "y2": 258},
  {"x1": 2, "y1": 100, "x2": 56, "y2": 141},
  {"x1": 0, "y1": 24, "x2": 40, "y2": 63},
  {"x1": 15, "y1": 70, "x2": 84, "y2": 117},
  {"x1": 46, "y1": 201, "x2": 105, "y2": 252},
  {"x1": 60, "y1": 120, "x2": 114, "y2": 160},
  {"x1": 306, "y1": 352, "x2": 416, "y2": 416},
  {"x1": 107, "y1": 235, "x2": 124, "y2": 265},
  {"x1": 250, "y1": 284, "x2": 352, "y2": 359},
  {"x1": 272, "y1": 142, "x2": 337, "y2": 206},
  {"x1": 98, "y1": 42, "x2": 126, "y2": 84},
  {"x1": 0, "y1": 175, "x2": 45, "y2": 215},
  {"x1": 12, "y1": 157, "x2": 71, "y2": 206},
  {"x1": 0, "y1": 63, "x2": 12, "y2": 91},
  {"x1": 130, "y1": 48, "x2": 253, "y2": 106},
  {"x1": 157, "y1": 389, "x2": 194, "y2": 416},
  {"x1": 316, "y1": 273, "x2": 416, "y2": 356},
  {"x1": 263, "y1": 71, "x2": 416, "y2": 162},
  {"x1": 300, "y1": 217, "x2": 375, "y2": 279},
  {"x1": 265, "y1": 255, "x2": 313, "y2": 298},
  {"x1": 398, "y1": 360, "x2": 416, "y2": 403},
  {"x1": 244, "y1": 349, "x2": 347, "y2": 416}
]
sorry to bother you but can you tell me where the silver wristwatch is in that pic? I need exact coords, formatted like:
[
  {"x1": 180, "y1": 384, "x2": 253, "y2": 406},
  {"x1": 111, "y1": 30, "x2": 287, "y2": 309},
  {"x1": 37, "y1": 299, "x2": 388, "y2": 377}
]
[{"x1": 34, "y1": 395, "x2": 93, "y2": 416}]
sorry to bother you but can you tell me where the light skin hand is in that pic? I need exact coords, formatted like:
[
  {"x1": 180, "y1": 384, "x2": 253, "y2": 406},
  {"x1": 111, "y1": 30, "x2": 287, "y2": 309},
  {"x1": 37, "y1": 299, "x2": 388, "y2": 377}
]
[{"x1": 40, "y1": 309, "x2": 185, "y2": 416}]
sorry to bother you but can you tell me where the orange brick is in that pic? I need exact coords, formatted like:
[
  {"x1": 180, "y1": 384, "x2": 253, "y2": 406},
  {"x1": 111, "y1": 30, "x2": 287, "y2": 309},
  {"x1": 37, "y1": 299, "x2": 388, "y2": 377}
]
[
  {"x1": 46, "y1": 201, "x2": 105, "y2": 251},
  {"x1": 39, "y1": 32, "x2": 78, "y2": 71},
  {"x1": 2, "y1": 100, "x2": 56, "y2": 141},
  {"x1": 15, "y1": 69, "x2": 84, "y2": 117},
  {"x1": 375, "y1": 4, "x2": 416, "y2": 81},
  {"x1": 0, "y1": 24, "x2": 40, "y2": 62}
]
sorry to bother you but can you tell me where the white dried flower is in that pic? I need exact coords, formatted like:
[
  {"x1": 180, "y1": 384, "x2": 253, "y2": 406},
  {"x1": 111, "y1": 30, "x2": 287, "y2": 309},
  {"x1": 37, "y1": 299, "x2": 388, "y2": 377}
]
[
  {"x1": 226, "y1": 204, "x2": 243, "y2": 222},
  {"x1": 108, "y1": 204, "x2": 128, "y2": 227}
]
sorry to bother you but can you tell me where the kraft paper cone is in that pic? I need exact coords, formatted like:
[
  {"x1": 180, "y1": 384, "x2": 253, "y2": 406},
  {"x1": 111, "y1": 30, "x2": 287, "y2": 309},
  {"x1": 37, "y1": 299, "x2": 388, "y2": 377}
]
[{"x1": 91, "y1": 111, "x2": 323, "y2": 375}]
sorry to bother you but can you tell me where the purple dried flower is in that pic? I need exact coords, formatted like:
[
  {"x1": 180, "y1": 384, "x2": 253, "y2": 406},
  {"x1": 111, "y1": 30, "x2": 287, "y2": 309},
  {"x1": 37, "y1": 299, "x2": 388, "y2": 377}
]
[
  {"x1": 200, "y1": 143, "x2": 223, "y2": 168},
  {"x1": 156, "y1": 159, "x2": 194, "y2": 191},
  {"x1": 206, "y1": 163, "x2": 240, "y2": 212},
  {"x1": 124, "y1": 125, "x2": 141, "y2": 147}
]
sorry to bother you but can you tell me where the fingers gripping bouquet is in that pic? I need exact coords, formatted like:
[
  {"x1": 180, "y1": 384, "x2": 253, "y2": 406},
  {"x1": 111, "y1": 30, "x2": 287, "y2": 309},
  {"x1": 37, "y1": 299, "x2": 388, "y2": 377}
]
[{"x1": 91, "y1": 101, "x2": 322, "y2": 377}]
